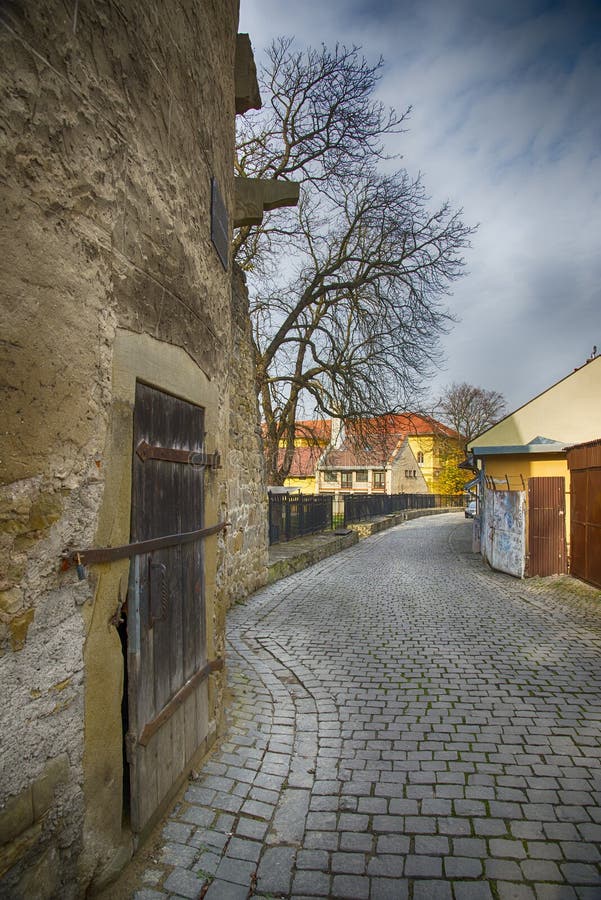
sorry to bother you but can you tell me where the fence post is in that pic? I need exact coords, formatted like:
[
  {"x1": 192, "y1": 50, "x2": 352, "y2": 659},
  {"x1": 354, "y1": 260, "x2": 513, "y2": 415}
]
[{"x1": 284, "y1": 497, "x2": 291, "y2": 542}]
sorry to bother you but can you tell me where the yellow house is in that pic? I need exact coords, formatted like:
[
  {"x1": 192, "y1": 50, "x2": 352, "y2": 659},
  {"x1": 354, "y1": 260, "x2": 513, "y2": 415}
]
[
  {"x1": 469, "y1": 354, "x2": 601, "y2": 578},
  {"x1": 407, "y1": 432, "x2": 465, "y2": 493},
  {"x1": 262, "y1": 420, "x2": 330, "y2": 492},
  {"x1": 274, "y1": 420, "x2": 332, "y2": 494},
  {"x1": 280, "y1": 414, "x2": 462, "y2": 495},
  {"x1": 280, "y1": 445, "x2": 324, "y2": 494}
]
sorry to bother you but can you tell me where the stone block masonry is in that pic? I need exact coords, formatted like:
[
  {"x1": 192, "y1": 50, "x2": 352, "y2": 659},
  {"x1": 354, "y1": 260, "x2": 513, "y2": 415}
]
[
  {"x1": 225, "y1": 267, "x2": 269, "y2": 607},
  {"x1": 0, "y1": 2, "x2": 268, "y2": 896}
]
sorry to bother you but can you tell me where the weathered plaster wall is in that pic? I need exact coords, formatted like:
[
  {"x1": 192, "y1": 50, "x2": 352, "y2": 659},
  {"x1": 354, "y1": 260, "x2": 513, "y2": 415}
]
[
  {"x1": 481, "y1": 488, "x2": 526, "y2": 579},
  {"x1": 481, "y1": 456, "x2": 571, "y2": 554},
  {"x1": 1, "y1": 1, "x2": 267, "y2": 896}
]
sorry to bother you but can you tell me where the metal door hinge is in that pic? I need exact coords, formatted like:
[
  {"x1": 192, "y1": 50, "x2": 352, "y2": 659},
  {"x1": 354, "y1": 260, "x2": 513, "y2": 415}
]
[
  {"x1": 61, "y1": 520, "x2": 228, "y2": 569},
  {"x1": 136, "y1": 441, "x2": 221, "y2": 469}
]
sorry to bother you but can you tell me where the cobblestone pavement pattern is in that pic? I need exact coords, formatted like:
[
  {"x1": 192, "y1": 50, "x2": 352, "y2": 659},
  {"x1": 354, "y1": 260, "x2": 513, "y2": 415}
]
[{"x1": 134, "y1": 514, "x2": 601, "y2": 900}]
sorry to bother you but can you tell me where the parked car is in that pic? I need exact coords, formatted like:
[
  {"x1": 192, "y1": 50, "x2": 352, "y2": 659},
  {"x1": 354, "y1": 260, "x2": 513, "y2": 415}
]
[{"x1": 465, "y1": 500, "x2": 477, "y2": 518}]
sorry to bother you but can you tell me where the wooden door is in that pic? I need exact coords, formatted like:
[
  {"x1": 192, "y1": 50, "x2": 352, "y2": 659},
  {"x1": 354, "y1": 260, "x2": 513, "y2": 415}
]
[
  {"x1": 527, "y1": 476, "x2": 567, "y2": 577},
  {"x1": 568, "y1": 448, "x2": 601, "y2": 588},
  {"x1": 127, "y1": 382, "x2": 208, "y2": 835}
]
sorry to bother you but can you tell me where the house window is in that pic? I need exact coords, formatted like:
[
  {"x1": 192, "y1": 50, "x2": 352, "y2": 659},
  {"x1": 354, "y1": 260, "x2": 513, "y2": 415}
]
[
  {"x1": 373, "y1": 471, "x2": 385, "y2": 489},
  {"x1": 417, "y1": 451, "x2": 424, "y2": 464},
  {"x1": 323, "y1": 471, "x2": 337, "y2": 483},
  {"x1": 341, "y1": 472, "x2": 352, "y2": 488},
  {"x1": 355, "y1": 470, "x2": 368, "y2": 482}
]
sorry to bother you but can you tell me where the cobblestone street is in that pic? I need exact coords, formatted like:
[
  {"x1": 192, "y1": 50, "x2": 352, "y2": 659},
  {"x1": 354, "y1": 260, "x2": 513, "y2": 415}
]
[{"x1": 133, "y1": 513, "x2": 601, "y2": 900}]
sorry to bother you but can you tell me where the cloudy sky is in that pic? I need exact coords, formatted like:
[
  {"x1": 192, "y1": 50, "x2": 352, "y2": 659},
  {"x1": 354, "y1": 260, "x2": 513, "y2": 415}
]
[{"x1": 239, "y1": 0, "x2": 601, "y2": 413}]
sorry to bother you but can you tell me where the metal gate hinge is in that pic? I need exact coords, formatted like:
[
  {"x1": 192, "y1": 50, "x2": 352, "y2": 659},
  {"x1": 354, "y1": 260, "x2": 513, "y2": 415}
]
[
  {"x1": 136, "y1": 441, "x2": 221, "y2": 469},
  {"x1": 61, "y1": 520, "x2": 228, "y2": 570}
]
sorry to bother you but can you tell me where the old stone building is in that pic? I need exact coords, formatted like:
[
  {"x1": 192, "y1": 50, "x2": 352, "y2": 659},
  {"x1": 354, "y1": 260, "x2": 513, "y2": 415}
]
[{"x1": 0, "y1": 2, "x2": 294, "y2": 896}]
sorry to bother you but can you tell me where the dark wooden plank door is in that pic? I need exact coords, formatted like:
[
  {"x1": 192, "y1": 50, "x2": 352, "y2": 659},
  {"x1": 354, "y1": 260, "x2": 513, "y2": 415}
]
[
  {"x1": 570, "y1": 464, "x2": 601, "y2": 588},
  {"x1": 527, "y1": 476, "x2": 567, "y2": 577},
  {"x1": 128, "y1": 382, "x2": 207, "y2": 835}
]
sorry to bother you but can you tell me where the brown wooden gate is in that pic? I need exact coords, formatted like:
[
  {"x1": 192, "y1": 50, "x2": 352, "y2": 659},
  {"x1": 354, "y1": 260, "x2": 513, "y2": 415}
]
[
  {"x1": 127, "y1": 382, "x2": 215, "y2": 836},
  {"x1": 527, "y1": 476, "x2": 567, "y2": 577},
  {"x1": 567, "y1": 440, "x2": 601, "y2": 588}
]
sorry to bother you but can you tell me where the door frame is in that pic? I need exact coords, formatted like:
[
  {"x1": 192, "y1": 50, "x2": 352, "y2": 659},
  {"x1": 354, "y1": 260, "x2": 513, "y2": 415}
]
[
  {"x1": 82, "y1": 331, "x2": 225, "y2": 857},
  {"x1": 567, "y1": 440, "x2": 601, "y2": 588},
  {"x1": 526, "y1": 476, "x2": 567, "y2": 577},
  {"x1": 126, "y1": 381, "x2": 211, "y2": 836}
]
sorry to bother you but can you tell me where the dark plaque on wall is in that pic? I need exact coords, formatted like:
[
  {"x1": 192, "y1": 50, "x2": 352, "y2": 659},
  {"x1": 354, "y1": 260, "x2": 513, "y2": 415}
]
[{"x1": 211, "y1": 177, "x2": 229, "y2": 271}]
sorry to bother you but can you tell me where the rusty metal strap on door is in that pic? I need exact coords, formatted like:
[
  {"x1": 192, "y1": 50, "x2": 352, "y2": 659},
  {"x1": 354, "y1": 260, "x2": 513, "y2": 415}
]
[
  {"x1": 136, "y1": 440, "x2": 221, "y2": 469},
  {"x1": 61, "y1": 521, "x2": 228, "y2": 570},
  {"x1": 136, "y1": 657, "x2": 224, "y2": 747}
]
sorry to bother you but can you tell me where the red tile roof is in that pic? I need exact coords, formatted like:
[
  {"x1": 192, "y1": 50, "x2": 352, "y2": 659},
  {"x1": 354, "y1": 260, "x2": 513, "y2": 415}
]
[
  {"x1": 324, "y1": 436, "x2": 403, "y2": 468},
  {"x1": 346, "y1": 413, "x2": 459, "y2": 440},
  {"x1": 277, "y1": 444, "x2": 324, "y2": 477},
  {"x1": 322, "y1": 414, "x2": 459, "y2": 468},
  {"x1": 264, "y1": 414, "x2": 460, "y2": 475},
  {"x1": 294, "y1": 419, "x2": 332, "y2": 444},
  {"x1": 260, "y1": 419, "x2": 332, "y2": 445}
]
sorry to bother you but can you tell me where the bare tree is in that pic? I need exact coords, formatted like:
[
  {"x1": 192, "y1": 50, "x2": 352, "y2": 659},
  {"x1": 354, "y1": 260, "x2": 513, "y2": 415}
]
[
  {"x1": 436, "y1": 382, "x2": 507, "y2": 450},
  {"x1": 236, "y1": 39, "x2": 475, "y2": 484}
]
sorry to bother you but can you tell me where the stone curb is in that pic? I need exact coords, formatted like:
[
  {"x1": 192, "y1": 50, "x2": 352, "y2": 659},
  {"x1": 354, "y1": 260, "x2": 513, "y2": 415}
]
[
  {"x1": 347, "y1": 506, "x2": 460, "y2": 538},
  {"x1": 267, "y1": 507, "x2": 460, "y2": 583},
  {"x1": 267, "y1": 530, "x2": 359, "y2": 584}
]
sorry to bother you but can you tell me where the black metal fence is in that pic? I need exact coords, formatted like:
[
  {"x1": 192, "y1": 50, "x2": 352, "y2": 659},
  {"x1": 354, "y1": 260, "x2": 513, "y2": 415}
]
[
  {"x1": 268, "y1": 493, "x2": 333, "y2": 544},
  {"x1": 343, "y1": 492, "x2": 463, "y2": 526},
  {"x1": 268, "y1": 492, "x2": 464, "y2": 544}
]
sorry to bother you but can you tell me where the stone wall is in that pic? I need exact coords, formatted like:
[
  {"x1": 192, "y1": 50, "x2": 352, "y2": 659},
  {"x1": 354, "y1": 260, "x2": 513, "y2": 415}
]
[
  {"x1": 0, "y1": 2, "x2": 268, "y2": 896},
  {"x1": 225, "y1": 266, "x2": 269, "y2": 607}
]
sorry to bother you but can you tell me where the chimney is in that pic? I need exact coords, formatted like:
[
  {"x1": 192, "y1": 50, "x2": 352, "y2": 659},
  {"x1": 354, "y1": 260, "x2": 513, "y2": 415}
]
[{"x1": 330, "y1": 418, "x2": 345, "y2": 449}]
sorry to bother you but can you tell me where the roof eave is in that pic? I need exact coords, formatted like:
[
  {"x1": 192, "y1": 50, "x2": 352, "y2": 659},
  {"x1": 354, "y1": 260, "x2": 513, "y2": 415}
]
[{"x1": 471, "y1": 443, "x2": 567, "y2": 457}]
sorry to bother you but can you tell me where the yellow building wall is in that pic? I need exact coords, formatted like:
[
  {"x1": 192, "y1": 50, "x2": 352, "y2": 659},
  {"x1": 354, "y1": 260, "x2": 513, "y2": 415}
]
[
  {"x1": 283, "y1": 476, "x2": 317, "y2": 494},
  {"x1": 471, "y1": 356, "x2": 601, "y2": 449},
  {"x1": 408, "y1": 436, "x2": 435, "y2": 488},
  {"x1": 409, "y1": 435, "x2": 463, "y2": 492},
  {"x1": 482, "y1": 454, "x2": 571, "y2": 554},
  {"x1": 483, "y1": 455, "x2": 567, "y2": 482}
]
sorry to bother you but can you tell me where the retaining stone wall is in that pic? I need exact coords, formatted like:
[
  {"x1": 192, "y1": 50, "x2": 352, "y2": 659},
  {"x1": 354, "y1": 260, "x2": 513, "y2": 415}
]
[{"x1": 348, "y1": 506, "x2": 460, "y2": 538}]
